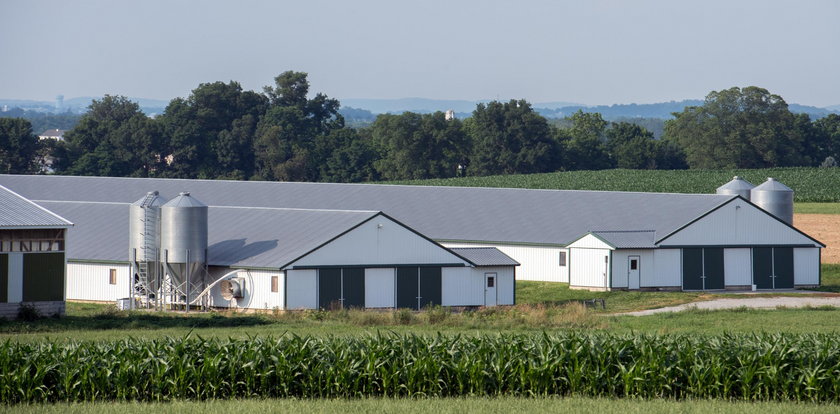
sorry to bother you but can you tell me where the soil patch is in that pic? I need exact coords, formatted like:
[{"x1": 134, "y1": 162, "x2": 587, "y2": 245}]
[{"x1": 794, "y1": 214, "x2": 840, "y2": 263}]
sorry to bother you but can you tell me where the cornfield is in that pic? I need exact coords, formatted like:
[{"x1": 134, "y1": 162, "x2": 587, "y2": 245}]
[
  {"x1": 3, "y1": 332, "x2": 840, "y2": 404},
  {"x1": 391, "y1": 167, "x2": 840, "y2": 202}
]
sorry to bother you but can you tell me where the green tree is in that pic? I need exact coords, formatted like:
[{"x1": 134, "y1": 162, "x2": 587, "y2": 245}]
[
  {"x1": 664, "y1": 86, "x2": 808, "y2": 169},
  {"x1": 312, "y1": 128, "x2": 379, "y2": 182},
  {"x1": 62, "y1": 96, "x2": 164, "y2": 177},
  {"x1": 560, "y1": 110, "x2": 612, "y2": 170},
  {"x1": 158, "y1": 81, "x2": 267, "y2": 178},
  {"x1": 0, "y1": 118, "x2": 39, "y2": 173},
  {"x1": 814, "y1": 114, "x2": 840, "y2": 165},
  {"x1": 253, "y1": 71, "x2": 344, "y2": 181},
  {"x1": 466, "y1": 100, "x2": 559, "y2": 176},
  {"x1": 605, "y1": 122, "x2": 657, "y2": 169},
  {"x1": 371, "y1": 111, "x2": 469, "y2": 180}
]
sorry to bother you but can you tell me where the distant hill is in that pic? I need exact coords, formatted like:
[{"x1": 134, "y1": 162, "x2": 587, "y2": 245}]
[
  {"x1": 340, "y1": 98, "x2": 580, "y2": 114},
  {"x1": 0, "y1": 97, "x2": 169, "y2": 116}
]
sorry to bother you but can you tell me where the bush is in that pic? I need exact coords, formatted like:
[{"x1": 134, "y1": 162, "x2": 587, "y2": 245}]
[{"x1": 16, "y1": 303, "x2": 41, "y2": 321}]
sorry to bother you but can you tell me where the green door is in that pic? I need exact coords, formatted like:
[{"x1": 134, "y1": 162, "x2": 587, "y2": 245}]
[
  {"x1": 318, "y1": 268, "x2": 342, "y2": 310},
  {"x1": 753, "y1": 248, "x2": 774, "y2": 289},
  {"x1": 773, "y1": 248, "x2": 794, "y2": 289},
  {"x1": 682, "y1": 249, "x2": 704, "y2": 290},
  {"x1": 22, "y1": 253, "x2": 64, "y2": 302},
  {"x1": 342, "y1": 268, "x2": 366, "y2": 308},
  {"x1": 396, "y1": 267, "x2": 419, "y2": 309},
  {"x1": 418, "y1": 267, "x2": 442, "y2": 309},
  {"x1": 703, "y1": 248, "x2": 725, "y2": 290}
]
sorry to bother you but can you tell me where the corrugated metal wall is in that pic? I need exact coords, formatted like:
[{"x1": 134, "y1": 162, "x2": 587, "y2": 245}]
[
  {"x1": 794, "y1": 248, "x2": 820, "y2": 285},
  {"x1": 207, "y1": 267, "x2": 284, "y2": 310},
  {"x1": 611, "y1": 250, "x2": 653, "y2": 289},
  {"x1": 659, "y1": 201, "x2": 818, "y2": 246},
  {"x1": 290, "y1": 217, "x2": 468, "y2": 268},
  {"x1": 6, "y1": 253, "x2": 23, "y2": 303},
  {"x1": 443, "y1": 242, "x2": 567, "y2": 283},
  {"x1": 474, "y1": 266, "x2": 515, "y2": 305},
  {"x1": 442, "y1": 267, "x2": 482, "y2": 306},
  {"x1": 286, "y1": 269, "x2": 317, "y2": 309},
  {"x1": 569, "y1": 247, "x2": 610, "y2": 288},
  {"x1": 724, "y1": 248, "x2": 752, "y2": 287},
  {"x1": 650, "y1": 249, "x2": 681, "y2": 287},
  {"x1": 66, "y1": 262, "x2": 130, "y2": 301},
  {"x1": 365, "y1": 268, "x2": 395, "y2": 308}
]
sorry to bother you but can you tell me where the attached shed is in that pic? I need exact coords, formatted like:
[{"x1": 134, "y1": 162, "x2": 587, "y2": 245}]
[
  {"x1": 567, "y1": 197, "x2": 824, "y2": 291},
  {"x1": 0, "y1": 185, "x2": 72, "y2": 318}
]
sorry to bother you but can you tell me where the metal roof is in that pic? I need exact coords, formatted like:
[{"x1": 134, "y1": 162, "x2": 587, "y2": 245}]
[
  {"x1": 591, "y1": 230, "x2": 657, "y2": 249},
  {"x1": 38, "y1": 200, "x2": 380, "y2": 268},
  {"x1": 753, "y1": 177, "x2": 794, "y2": 192},
  {"x1": 0, "y1": 185, "x2": 72, "y2": 228},
  {"x1": 716, "y1": 176, "x2": 755, "y2": 192},
  {"x1": 0, "y1": 175, "x2": 736, "y2": 245},
  {"x1": 449, "y1": 247, "x2": 520, "y2": 266}
]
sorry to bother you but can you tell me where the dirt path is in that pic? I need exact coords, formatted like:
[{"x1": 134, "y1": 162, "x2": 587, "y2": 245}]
[
  {"x1": 794, "y1": 214, "x2": 840, "y2": 263},
  {"x1": 619, "y1": 295, "x2": 840, "y2": 316}
]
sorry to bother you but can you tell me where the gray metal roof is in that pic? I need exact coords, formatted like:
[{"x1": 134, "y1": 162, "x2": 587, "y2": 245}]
[
  {"x1": 0, "y1": 175, "x2": 736, "y2": 245},
  {"x1": 0, "y1": 185, "x2": 72, "y2": 228},
  {"x1": 449, "y1": 248, "x2": 520, "y2": 266},
  {"x1": 37, "y1": 200, "x2": 379, "y2": 268},
  {"x1": 591, "y1": 230, "x2": 657, "y2": 249},
  {"x1": 753, "y1": 177, "x2": 793, "y2": 192},
  {"x1": 717, "y1": 176, "x2": 755, "y2": 192}
]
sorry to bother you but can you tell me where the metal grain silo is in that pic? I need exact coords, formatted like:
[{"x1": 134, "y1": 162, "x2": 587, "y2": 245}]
[
  {"x1": 716, "y1": 176, "x2": 755, "y2": 201},
  {"x1": 161, "y1": 192, "x2": 208, "y2": 309},
  {"x1": 129, "y1": 191, "x2": 166, "y2": 262},
  {"x1": 129, "y1": 191, "x2": 167, "y2": 305},
  {"x1": 751, "y1": 178, "x2": 794, "y2": 224}
]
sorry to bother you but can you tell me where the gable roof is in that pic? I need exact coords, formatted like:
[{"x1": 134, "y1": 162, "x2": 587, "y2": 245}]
[
  {"x1": 0, "y1": 175, "x2": 736, "y2": 246},
  {"x1": 37, "y1": 200, "x2": 380, "y2": 268},
  {"x1": 0, "y1": 185, "x2": 72, "y2": 229},
  {"x1": 591, "y1": 230, "x2": 657, "y2": 249},
  {"x1": 449, "y1": 247, "x2": 520, "y2": 266}
]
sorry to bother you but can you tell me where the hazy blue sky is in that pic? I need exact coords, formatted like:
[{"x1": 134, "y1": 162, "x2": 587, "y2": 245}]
[{"x1": 1, "y1": 0, "x2": 838, "y2": 106}]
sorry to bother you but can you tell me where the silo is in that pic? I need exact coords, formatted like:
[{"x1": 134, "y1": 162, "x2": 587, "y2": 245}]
[
  {"x1": 751, "y1": 178, "x2": 794, "y2": 225},
  {"x1": 716, "y1": 176, "x2": 755, "y2": 201},
  {"x1": 129, "y1": 191, "x2": 166, "y2": 302},
  {"x1": 161, "y1": 192, "x2": 208, "y2": 308}
]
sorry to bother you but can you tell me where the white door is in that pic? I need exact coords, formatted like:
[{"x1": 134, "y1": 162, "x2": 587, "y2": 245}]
[
  {"x1": 628, "y1": 256, "x2": 641, "y2": 290},
  {"x1": 484, "y1": 273, "x2": 497, "y2": 307}
]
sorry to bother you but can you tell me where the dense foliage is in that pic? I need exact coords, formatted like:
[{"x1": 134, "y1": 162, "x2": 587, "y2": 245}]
[
  {"x1": 391, "y1": 167, "x2": 840, "y2": 202},
  {"x1": 4, "y1": 333, "x2": 840, "y2": 403},
  {"x1": 5, "y1": 77, "x2": 840, "y2": 182}
]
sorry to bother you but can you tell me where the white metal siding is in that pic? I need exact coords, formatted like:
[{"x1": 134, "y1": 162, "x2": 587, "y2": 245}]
[
  {"x1": 479, "y1": 266, "x2": 514, "y2": 305},
  {"x1": 442, "y1": 267, "x2": 482, "y2": 307},
  {"x1": 611, "y1": 250, "x2": 653, "y2": 289},
  {"x1": 285, "y1": 269, "x2": 317, "y2": 309},
  {"x1": 724, "y1": 248, "x2": 752, "y2": 286},
  {"x1": 569, "y1": 248, "x2": 610, "y2": 288},
  {"x1": 443, "y1": 242, "x2": 567, "y2": 282},
  {"x1": 66, "y1": 262, "x2": 130, "y2": 301},
  {"x1": 795, "y1": 248, "x2": 820, "y2": 285},
  {"x1": 659, "y1": 201, "x2": 818, "y2": 247},
  {"x1": 207, "y1": 267, "x2": 283, "y2": 310},
  {"x1": 365, "y1": 268, "x2": 395, "y2": 308},
  {"x1": 7, "y1": 253, "x2": 22, "y2": 303},
  {"x1": 651, "y1": 249, "x2": 681, "y2": 287},
  {"x1": 568, "y1": 234, "x2": 614, "y2": 249},
  {"x1": 290, "y1": 217, "x2": 468, "y2": 268}
]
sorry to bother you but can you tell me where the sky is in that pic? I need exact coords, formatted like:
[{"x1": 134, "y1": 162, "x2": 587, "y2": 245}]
[{"x1": 1, "y1": 0, "x2": 838, "y2": 107}]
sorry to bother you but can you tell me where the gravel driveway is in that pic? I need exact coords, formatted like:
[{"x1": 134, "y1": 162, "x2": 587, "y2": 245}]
[{"x1": 619, "y1": 295, "x2": 840, "y2": 316}]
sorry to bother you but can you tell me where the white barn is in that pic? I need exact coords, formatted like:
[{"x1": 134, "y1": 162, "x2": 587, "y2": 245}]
[{"x1": 0, "y1": 174, "x2": 823, "y2": 296}]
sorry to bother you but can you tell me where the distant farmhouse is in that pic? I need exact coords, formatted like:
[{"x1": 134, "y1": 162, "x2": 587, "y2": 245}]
[
  {"x1": 38, "y1": 129, "x2": 65, "y2": 141},
  {"x1": 0, "y1": 175, "x2": 823, "y2": 312}
]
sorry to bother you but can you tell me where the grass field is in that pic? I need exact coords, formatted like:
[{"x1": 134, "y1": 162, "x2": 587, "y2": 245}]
[
  {"x1": 389, "y1": 167, "x2": 840, "y2": 202},
  {"x1": 8, "y1": 397, "x2": 840, "y2": 414},
  {"x1": 7, "y1": 397, "x2": 840, "y2": 414},
  {"x1": 795, "y1": 203, "x2": 840, "y2": 214},
  {"x1": 2, "y1": 264, "x2": 838, "y2": 342}
]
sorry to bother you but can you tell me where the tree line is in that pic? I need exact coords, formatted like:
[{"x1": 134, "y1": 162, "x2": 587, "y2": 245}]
[{"x1": 1, "y1": 73, "x2": 839, "y2": 180}]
